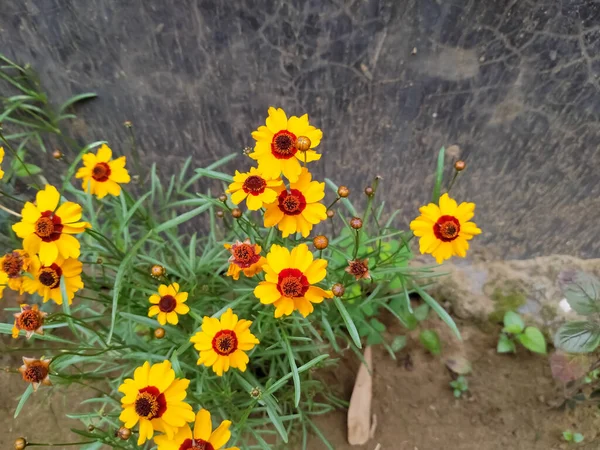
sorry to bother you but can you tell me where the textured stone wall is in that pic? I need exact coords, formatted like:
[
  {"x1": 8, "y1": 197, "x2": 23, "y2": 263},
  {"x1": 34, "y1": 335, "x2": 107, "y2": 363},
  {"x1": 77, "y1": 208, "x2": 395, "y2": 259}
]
[{"x1": 2, "y1": 0, "x2": 600, "y2": 258}]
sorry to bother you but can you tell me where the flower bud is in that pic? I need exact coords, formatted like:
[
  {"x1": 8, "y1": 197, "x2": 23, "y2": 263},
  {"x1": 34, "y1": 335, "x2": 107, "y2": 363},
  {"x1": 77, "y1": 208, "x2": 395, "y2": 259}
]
[
  {"x1": 313, "y1": 235, "x2": 329, "y2": 250},
  {"x1": 250, "y1": 387, "x2": 262, "y2": 399},
  {"x1": 364, "y1": 186, "x2": 374, "y2": 196},
  {"x1": 52, "y1": 149, "x2": 63, "y2": 160},
  {"x1": 454, "y1": 160, "x2": 466, "y2": 171},
  {"x1": 327, "y1": 210, "x2": 335, "y2": 219},
  {"x1": 337, "y1": 186, "x2": 350, "y2": 198},
  {"x1": 14, "y1": 438, "x2": 27, "y2": 450},
  {"x1": 150, "y1": 264, "x2": 165, "y2": 278},
  {"x1": 332, "y1": 283, "x2": 345, "y2": 297},
  {"x1": 350, "y1": 217, "x2": 363, "y2": 229},
  {"x1": 123, "y1": 120, "x2": 133, "y2": 128},
  {"x1": 154, "y1": 328, "x2": 165, "y2": 339},
  {"x1": 117, "y1": 427, "x2": 132, "y2": 440},
  {"x1": 96, "y1": 257, "x2": 103, "y2": 265},
  {"x1": 216, "y1": 210, "x2": 225, "y2": 218},
  {"x1": 296, "y1": 136, "x2": 311, "y2": 151},
  {"x1": 218, "y1": 194, "x2": 227, "y2": 203},
  {"x1": 231, "y1": 208, "x2": 242, "y2": 219}
]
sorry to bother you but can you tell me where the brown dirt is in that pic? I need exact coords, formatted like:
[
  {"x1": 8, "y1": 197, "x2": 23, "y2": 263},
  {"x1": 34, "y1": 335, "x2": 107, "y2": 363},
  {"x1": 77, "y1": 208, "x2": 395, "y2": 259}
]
[
  {"x1": 303, "y1": 315, "x2": 600, "y2": 450},
  {"x1": 3, "y1": 306, "x2": 600, "y2": 450}
]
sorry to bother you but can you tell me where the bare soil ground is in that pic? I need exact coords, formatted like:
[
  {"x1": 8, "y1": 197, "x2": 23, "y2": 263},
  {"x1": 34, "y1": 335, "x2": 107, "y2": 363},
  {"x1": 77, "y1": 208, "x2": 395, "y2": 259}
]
[{"x1": 3, "y1": 311, "x2": 600, "y2": 450}]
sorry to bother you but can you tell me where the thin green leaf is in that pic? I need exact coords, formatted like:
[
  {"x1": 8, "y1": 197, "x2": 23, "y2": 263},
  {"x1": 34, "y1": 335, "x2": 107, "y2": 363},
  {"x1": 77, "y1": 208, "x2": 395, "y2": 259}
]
[
  {"x1": 432, "y1": 146, "x2": 445, "y2": 204},
  {"x1": 59, "y1": 92, "x2": 97, "y2": 113},
  {"x1": 414, "y1": 284, "x2": 461, "y2": 340},
  {"x1": 14, "y1": 384, "x2": 34, "y2": 418},
  {"x1": 333, "y1": 297, "x2": 362, "y2": 348}
]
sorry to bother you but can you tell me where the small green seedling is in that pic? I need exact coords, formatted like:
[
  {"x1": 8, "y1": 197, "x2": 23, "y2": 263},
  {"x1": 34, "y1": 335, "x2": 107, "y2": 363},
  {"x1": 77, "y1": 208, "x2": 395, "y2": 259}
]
[
  {"x1": 419, "y1": 329, "x2": 442, "y2": 355},
  {"x1": 497, "y1": 311, "x2": 547, "y2": 354},
  {"x1": 563, "y1": 430, "x2": 584, "y2": 443},
  {"x1": 450, "y1": 375, "x2": 469, "y2": 398},
  {"x1": 584, "y1": 368, "x2": 600, "y2": 384}
]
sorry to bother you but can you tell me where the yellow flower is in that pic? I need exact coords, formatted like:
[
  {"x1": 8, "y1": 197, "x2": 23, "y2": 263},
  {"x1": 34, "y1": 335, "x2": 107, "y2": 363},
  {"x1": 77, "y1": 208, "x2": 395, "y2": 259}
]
[
  {"x1": 190, "y1": 308, "x2": 259, "y2": 377},
  {"x1": 410, "y1": 193, "x2": 482, "y2": 264},
  {"x1": 75, "y1": 144, "x2": 131, "y2": 199},
  {"x1": 249, "y1": 107, "x2": 323, "y2": 182},
  {"x1": 12, "y1": 185, "x2": 91, "y2": 265},
  {"x1": 0, "y1": 249, "x2": 32, "y2": 293},
  {"x1": 119, "y1": 361, "x2": 195, "y2": 445},
  {"x1": 254, "y1": 244, "x2": 333, "y2": 318},
  {"x1": 148, "y1": 283, "x2": 190, "y2": 325},
  {"x1": 223, "y1": 239, "x2": 266, "y2": 280},
  {"x1": 154, "y1": 409, "x2": 240, "y2": 450},
  {"x1": 226, "y1": 166, "x2": 283, "y2": 210},
  {"x1": 21, "y1": 255, "x2": 83, "y2": 305},
  {"x1": 12, "y1": 304, "x2": 47, "y2": 339},
  {"x1": 0, "y1": 146, "x2": 4, "y2": 180},
  {"x1": 263, "y1": 168, "x2": 327, "y2": 238}
]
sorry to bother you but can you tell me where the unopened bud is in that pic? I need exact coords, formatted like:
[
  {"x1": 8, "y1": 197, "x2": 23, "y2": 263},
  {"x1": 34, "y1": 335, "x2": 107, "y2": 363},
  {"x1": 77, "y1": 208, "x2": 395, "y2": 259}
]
[
  {"x1": 154, "y1": 328, "x2": 165, "y2": 339},
  {"x1": 14, "y1": 438, "x2": 27, "y2": 450},
  {"x1": 151, "y1": 265, "x2": 165, "y2": 278},
  {"x1": 332, "y1": 283, "x2": 345, "y2": 297},
  {"x1": 454, "y1": 160, "x2": 466, "y2": 171},
  {"x1": 313, "y1": 235, "x2": 329, "y2": 250},
  {"x1": 52, "y1": 149, "x2": 63, "y2": 160},
  {"x1": 231, "y1": 208, "x2": 242, "y2": 219},
  {"x1": 326, "y1": 210, "x2": 335, "y2": 219},
  {"x1": 216, "y1": 210, "x2": 225, "y2": 218},
  {"x1": 350, "y1": 217, "x2": 363, "y2": 229},
  {"x1": 218, "y1": 194, "x2": 227, "y2": 203},
  {"x1": 123, "y1": 120, "x2": 133, "y2": 128},
  {"x1": 364, "y1": 186, "x2": 374, "y2": 196},
  {"x1": 337, "y1": 186, "x2": 350, "y2": 198},
  {"x1": 296, "y1": 136, "x2": 311, "y2": 151},
  {"x1": 117, "y1": 427, "x2": 131, "y2": 440}
]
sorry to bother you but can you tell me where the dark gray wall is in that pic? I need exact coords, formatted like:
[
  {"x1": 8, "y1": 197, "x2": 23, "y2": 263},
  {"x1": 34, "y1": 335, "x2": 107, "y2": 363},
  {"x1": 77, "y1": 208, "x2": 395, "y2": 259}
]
[{"x1": 2, "y1": 0, "x2": 600, "y2": 258}]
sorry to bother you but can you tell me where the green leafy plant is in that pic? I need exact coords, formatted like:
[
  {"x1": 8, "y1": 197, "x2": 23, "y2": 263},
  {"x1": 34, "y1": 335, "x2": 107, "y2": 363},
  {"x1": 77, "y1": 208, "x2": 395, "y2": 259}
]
[
  {"x1": 562, "y1": 430, "x2": 584, "y2": 444},
  {"x1": 449, "y1": 375, "x2": 469, "y2": 398},
  {"x1": 497, "y1": 311, "x2": 547, "y2": 354}
]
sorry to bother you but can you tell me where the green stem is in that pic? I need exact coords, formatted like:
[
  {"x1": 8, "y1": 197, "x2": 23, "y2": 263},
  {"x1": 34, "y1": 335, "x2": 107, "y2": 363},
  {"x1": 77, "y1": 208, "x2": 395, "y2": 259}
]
[
  {"x1": 0, "y1": 129, "x2": 42, "y2": 189},
  {"x1": 352, "y1": 229, "x2": 360, "y2": 259},
  {"x1": 326, "y1": 196, "x2": 341, "y2": 211},
  {"x1": 0, "y1": 189, "x2": 25, "y2": 203},
  {"x1": 26, "y1": 442, "x2": 96, "y2": 447},
  {"x1": 446, "y1": 170, "x2": 460, "y2": 193}
]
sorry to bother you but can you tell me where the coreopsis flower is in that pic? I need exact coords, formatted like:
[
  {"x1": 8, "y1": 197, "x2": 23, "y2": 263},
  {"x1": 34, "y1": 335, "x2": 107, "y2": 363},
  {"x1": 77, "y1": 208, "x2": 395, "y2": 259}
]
[
  {"x1": 21, "y1": 255, "x2": 83, "y2": 305},
  {"x1": 155, "y1": 409, "x2": 239, "y2": 450},
  {"x1": 345, "y1": 259, "x2": 371, "y2": 280},
  {"x1": 0, "y1": 146, "x2": 4, "y2": 180},
  {"x1": 254, "y1": 243, "x2": 333, "y2": 318},
  {"x1": 118, "y1": 361, "x2": 195, "y2": 445},
  {"x1": 410, "y1": 193, "x2": 482, "y2": 263},
  {"x1": 12, "y1": 304, "x2": 47, "y2": 339},
  {"x1": 19, "y1": 357, "x2": 51, "y2": 391},
  {"x1": 75, "y1": 144, "x2": 131, "y2": 198},
  {"x1": 148, "y1": 283, "x2": 190, "y2": 325},
  {"x1": 226, "y1": 167, "x2": 283, "y2": 210},
  {"x1": 223, "y1": 239, "x2": 266, "y2": 280},
  {"x1": 12, "y1": 185, "x2": 91, "y2": 265},
  {"x1": 0, "y1": 249, "x2": 31, "y2": 293},
  {"x1": 249, "y1": 107, "x2": 323, "y2": 182},
  {"x1": 263, "y1": 168, "x2": 327, "y2": 238},
  {"x1": 190, "y1": 308, "x2": 259, "y2": 376}
]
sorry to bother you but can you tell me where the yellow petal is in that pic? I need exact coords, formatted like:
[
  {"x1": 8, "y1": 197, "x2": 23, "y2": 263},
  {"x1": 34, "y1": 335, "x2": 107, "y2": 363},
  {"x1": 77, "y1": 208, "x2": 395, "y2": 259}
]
[
  {"x1": 289, "y1": 243, "x2": 313, "y2": 272},
  {"x1": 21, "y1": 202, "x2": 41, "y2": 223},
  {"x1": 304, "y1": 259, "x2": 327, "y2": 284},
  {"x1": 265, "y1": 244, "x2": 290, "y2": 273},
  {"x1": 220, "y1": 308, "x2": 238, "y2": 330},
  {"x1": 418, "y1": 203, "x2": 441, "y2": 223},
  {"x1": 264, "y1": 204, "x2": 284, "y2": 228},
  {"x1": 12, "y1": 221, "x2": 36, "y2": 239},
  {"x1": 55, "y1": 201, "x2": 82, "y2": 223},
  {"x1": 148, "y1": 305, "x2": 160, "y2": 317},
  {"x1": 39, "y1": 242, "x2": 59, "y2": 266},
  {"x1": 201, "y1": 317, "x2": 222, "y2": 336},
  {"x1": 265, "y1": 107, "x2": 287, "y2": 133},
  {"x1": 209, "y1": 420, "x2": 232, "y2": 449},
  {"x1": 230, "y1": 189, "x2": 247, "y2": 205},
  {"x1": 294, "y1": 297, "x2": 314, "y2": 317},
  {"x1": 280, "y1": 158, "x2": 302, "y2": 183},
  {"x1": 456, "y1": 201, "x2": 476, "y2": 223},
  {"x1": 246, "y1": 194, "x2": 263, "y2": 210},
  {"x1": 438, "y1": 193, "x2": 458, "y2": 216},
  {"x1": 96, "y1": 144, "x2": 112, "y2": 162},
  {"x1": 278, "y1": 215, "x2": 298, "y2": 238},
  {"x1": 302, "y1": 203, "x2": 327, "y2": 225},
  {"x1": 254, "y1": 282, "x2": 281, "y2": 304},
  {"x1": 194, "y1": 409, "x2": 213, "y2": 441},
  {"x1": 229, "y1": 350, "x2": 250, "y2": 371},
  {"x1": 273, "y1": 297, "x2": 294, "y2": 318},
  {"x1": 55, "y1": 234, "x2": 81, "y2": 260},
  {"x1": 36, "y1": 185, "x2": 61, "y2": 212}
]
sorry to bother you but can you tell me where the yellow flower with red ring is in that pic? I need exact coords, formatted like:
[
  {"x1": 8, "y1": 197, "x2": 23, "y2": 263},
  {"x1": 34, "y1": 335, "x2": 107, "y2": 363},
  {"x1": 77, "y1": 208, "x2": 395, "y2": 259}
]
[
  {"x1": 12, "y1": 185, "x2": 91, "y2": 266},
  {"x1": 0, "y1": 249, "x2": 31, "y2": 295},
  {"x1": 119, "y1": 360, "x2": 195, "y2": 445},
  {"x1": 254, "y1": 243, "x2": 333, "y2": 318},
  {"x1": 223, "y1": 239, "x2": 266, "y2": 280},
  {"x1": 410, "y1": 193, "x2": 481, "y2": 263},
  {"x1": 154, "y1": 409, "x2": 239, "y2": 450},
  {"x1": 263, "y1": 168, "x2": 327, "y2": 238},
  {"x1": 249, "y1": 107, "x2": 323, "y2": 182},
  {"x1": 190, "y1": 308, "x2": 259, "y2": 377},
  {"x1": 21, "y1": 254, "x2": 83, "y2": 305},
  {"x1": 227, "y1": 167, "x2": 283, "y2": 210},
  {"x1": 148, "y1": 283, "x2": 190, "y2": 325},
  {"x1": 75, "y1": 144, "x2": 131, "y2": 199}
]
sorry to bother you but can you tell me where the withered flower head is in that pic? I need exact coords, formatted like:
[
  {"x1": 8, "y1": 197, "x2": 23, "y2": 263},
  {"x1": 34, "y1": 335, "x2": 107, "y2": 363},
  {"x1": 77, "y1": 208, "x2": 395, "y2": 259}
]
[
  {"x1": 350, "y1": 217, "x2": 363, "y2": 229},
  {"x1": 19, "y1": 357, "x2": 51, "y2": 391},
  {"x1": 12, "y1": 304, "x2": 47, "y2": 340},
  {"x1": 150, "y1": 264, "x2": 165, "y2": 278},
  {"x1": 313, "y1": 235, "x2": 329, "y2": 250},
  {"x1": 345, "y1": 259, "x2": 370, "y2": 280}
]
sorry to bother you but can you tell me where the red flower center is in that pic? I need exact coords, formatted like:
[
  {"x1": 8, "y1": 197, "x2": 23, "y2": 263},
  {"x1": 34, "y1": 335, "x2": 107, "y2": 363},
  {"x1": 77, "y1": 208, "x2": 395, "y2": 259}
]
[
  {"x1": 242, "y1": 175, "x2": 267, "y2": 195},
  {"x1": 271, "y1": 130, "x2": 297, "y2": 159},
  {"x1": 179, "y1": 439, "x2": 214, "y2": 450},
  {"x1": 17, "y1": 309, "x2": 43, "y2": 331},
  {"x1": 34, "y1": 211, "x2": 64, "y2": 242},
  {"x1": 134, "y1": 386, "x2": 167, "y2": 420},
  {"x1": 38, "y1": 264, "x2": 62, "y2": 289},
  {"x1": 433, "y1": 215, "x2": 461, "y2": 242},
  {"x1": 92, "y1": 162, "x2": 111, "y2": 182},
  {"x1": 230, "y1": 243, "x2": 261, "y2": 268},
  {"x1": 278, "y1": 189, "x2": 306, "y2": 216},
  {"x1": 2, "y1": 252, "x2": 24, "y2": 278},
  {"x1": 277, "y1": 268, "x2": 309, "y2": 298},
  {"x1": 158, "y1": 295, "x2": 177, "y2": 313},
  {"x1": 22, "y1": 362, "x2": 48, "y2": 383},
  {"x1": 212, "y1": 329, "x2": 238, "y2": 356}
]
